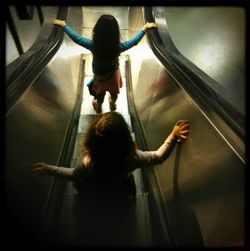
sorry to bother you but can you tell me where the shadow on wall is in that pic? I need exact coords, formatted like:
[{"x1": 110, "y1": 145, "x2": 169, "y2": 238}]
[{"x1": 168, "y1": 143, "x2": 204, "y2": 247}]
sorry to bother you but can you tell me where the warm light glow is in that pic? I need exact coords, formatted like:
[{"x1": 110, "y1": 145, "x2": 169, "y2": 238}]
[
  {"x1": 194, "y1": 42, "x2": 222, "y2": 70},
  {"x1": 126, "y1": 44, "x2": 154, "y2": 60},
  {"x1": 58, "y1": 43, "x2": 91, "y2": 59},
  {"x1": 200, "y1": 49, "x2": 218, "y2": 67}
]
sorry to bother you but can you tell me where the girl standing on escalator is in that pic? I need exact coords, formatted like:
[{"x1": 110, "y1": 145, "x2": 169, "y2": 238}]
[
  {"x1": 30, "y1": 112, "x2": 190, "y2": 202},
  {"x1": 54, "y1": 15, "x2": 157, "y2": 113}
]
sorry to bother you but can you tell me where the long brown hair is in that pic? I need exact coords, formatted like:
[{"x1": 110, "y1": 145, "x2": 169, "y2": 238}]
[
  {"x1": 92, "y1": 15, "x2": 120, "y2": 64},
  {"x1": 82, "y1": 112, "x2": 136, "y2": 177}
]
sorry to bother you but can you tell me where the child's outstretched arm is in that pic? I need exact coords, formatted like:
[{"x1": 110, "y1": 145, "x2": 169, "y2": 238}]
[
  {"x1": 53, "y1": 19, "x2": 92, "y2": 50},
  {"x1": 30, "y1": 162, "x2": 76, "y2": 181},
  {"x1": 120, "y1": 22, "x2": 157, "y2": 51},
  {"x1": 130, "y1": 120, "x2": 190, "y2": 168}
]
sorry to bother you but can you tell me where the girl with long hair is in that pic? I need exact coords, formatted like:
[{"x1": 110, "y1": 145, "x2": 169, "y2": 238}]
[
  {"x1": 54, "y1": 15, "x2": 157, "y2": 113},
  {"x1": 31, "y1": 112, "x2": 190, "y2": 201}
]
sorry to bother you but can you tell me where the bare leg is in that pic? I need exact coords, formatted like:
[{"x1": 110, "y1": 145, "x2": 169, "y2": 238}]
[
  {"x1": 92, "y1": 92, "x2": 105, "y2": 113},
  {"x1": 109, "y1": 92, "x2": 118, "y2": 111}
]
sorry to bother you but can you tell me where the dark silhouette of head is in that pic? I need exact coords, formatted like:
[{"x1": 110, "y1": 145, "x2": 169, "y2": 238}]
[
  {"x1": 92, "y1": 15, "x2": 120, "y2": 62},
  {"x1": 82, "y1": 112, "x2": 135, "y2": 176}
]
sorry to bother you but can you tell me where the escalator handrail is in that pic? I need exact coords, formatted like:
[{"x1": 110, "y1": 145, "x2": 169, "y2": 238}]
[
  {"x1": 5, "y1": 6, "x2": 69, "y2": 116},
  {"x1": 42, "y1": 56, "x2": 85, "y2": 232},
  {"x1": 143, "y1": 7, "x2": 245, "y2": 142}
]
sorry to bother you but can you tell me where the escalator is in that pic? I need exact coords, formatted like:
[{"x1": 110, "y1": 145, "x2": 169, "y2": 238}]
[
  {"x1": 5, "y1": 6, "x2": 84, "y2": 245},
  {"x1": 136, "y1": 6, "x2": 245, "y2": 247},
  {"x1": 5, "y1": 6, "x2": 245, "y2": 247}
]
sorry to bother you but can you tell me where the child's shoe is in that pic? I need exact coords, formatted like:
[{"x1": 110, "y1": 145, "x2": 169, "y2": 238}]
[{"x1": 92, "y1": 99, "x2": 102, "y2": 113}]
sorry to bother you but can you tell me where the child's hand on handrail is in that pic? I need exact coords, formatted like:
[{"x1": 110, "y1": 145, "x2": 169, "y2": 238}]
[
  {"x1": 142, "y1": 22, "x2": 157, "y2": 31},
  {"x1": 53, "y1": 19, "x2": 67, "y2": 28}
]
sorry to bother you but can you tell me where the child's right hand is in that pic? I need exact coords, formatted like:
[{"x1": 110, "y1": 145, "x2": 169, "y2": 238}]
[
  {"x1": 146, "y1": 22, "x2": 157, "y2": 29},
  {"x1": 53, "y1": 19, "x2": 66, "y2": 28},
  {"x1": 29, "y1": 162, "x2": 49, "y2": 177}
]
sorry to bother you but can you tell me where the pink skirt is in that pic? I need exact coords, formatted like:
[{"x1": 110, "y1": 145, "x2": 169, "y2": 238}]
[{"x1": 93, "y1": 69, "x2": 123, "y2": 95}]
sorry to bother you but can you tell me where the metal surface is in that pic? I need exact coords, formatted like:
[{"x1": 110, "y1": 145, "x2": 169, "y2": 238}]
[
  {"x1": 148, "y1": 7, "x2": 244, "y2": 164},
  {"x1": 133, "y1": 59, "x2": 244, "y2": 246},
  {"x1": 164, "y1": 7, "x2": 245, "y2": 116},
  {"x1": 6, "y1": 6, "x2": 68, "y2": 115},
  {"x1": 5, "y1": 6, "x2": 82, "y2": 244},
  {"x1": 6, "y1": 6, "x2": 46, "y2": 65},
  {"x1": 131, "y1": 8, "x2": 245, "y2": 246}
]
